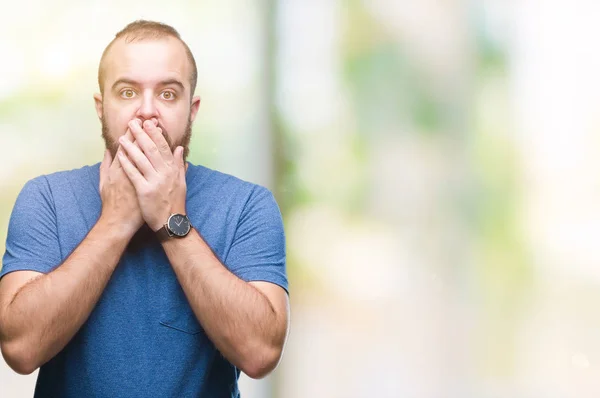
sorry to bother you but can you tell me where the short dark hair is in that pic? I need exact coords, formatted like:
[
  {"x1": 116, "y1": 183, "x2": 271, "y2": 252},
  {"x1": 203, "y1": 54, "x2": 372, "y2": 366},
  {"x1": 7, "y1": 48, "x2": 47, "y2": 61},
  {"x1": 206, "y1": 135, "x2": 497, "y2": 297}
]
[{"x1": 97, "y1": 20, "x2": 198, "y2": 97}]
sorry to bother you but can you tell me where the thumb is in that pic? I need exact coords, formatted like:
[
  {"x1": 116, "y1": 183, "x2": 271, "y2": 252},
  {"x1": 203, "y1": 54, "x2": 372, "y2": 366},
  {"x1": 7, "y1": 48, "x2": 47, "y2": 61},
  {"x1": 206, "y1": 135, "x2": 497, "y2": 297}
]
[
  {"x1": 176, "y1": 146, "x2": 185, "y2": 168},
  {"x1": 175, "y1": 146, "x2": 187, "y2": 180},
  {"x1": 99, "y1": 149, "x2": 111, "y2": 191}
]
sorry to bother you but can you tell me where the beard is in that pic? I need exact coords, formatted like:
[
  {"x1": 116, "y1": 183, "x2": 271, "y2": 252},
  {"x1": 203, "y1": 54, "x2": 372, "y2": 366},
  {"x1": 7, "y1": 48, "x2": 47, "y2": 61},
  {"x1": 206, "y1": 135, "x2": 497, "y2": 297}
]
[{"x1": 101, "y1": 114, "x2": 192, "y2": 162}]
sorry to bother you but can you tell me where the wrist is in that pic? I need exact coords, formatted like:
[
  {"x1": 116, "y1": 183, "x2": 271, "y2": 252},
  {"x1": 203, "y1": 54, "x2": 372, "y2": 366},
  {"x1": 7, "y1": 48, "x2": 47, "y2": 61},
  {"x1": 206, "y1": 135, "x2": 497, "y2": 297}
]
[
  {"x1": 149, "y1": 219, "x2": 165, "y2": 233},
  {"x1": 96, "y1": 214, "x2": 139, "y2": 241}
]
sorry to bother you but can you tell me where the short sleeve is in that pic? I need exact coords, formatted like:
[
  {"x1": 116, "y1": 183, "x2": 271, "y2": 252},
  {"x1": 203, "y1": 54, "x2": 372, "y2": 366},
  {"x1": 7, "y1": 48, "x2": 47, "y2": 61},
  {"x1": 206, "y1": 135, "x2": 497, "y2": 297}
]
[
  {"x1": 1, "y1": 176, "x2": 62, "y2": 279},
  {"x1": 224, "y1": 186, "x2": 288, "y2": 294}
]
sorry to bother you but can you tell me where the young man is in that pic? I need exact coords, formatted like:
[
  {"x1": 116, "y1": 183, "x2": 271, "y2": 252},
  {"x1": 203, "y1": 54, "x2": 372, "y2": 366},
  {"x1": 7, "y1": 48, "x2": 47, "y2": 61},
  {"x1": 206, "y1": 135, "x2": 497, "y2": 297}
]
[{"x1": 0, "y1": 20, "x2": 290, "y2": 397}]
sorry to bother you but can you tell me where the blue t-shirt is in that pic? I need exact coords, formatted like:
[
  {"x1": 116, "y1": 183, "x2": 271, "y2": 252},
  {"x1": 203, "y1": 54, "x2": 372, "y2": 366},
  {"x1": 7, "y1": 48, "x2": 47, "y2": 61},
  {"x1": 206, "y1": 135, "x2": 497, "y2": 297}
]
[{"x1": 1, "y1": 162, "x2": 288, "y2": 397}]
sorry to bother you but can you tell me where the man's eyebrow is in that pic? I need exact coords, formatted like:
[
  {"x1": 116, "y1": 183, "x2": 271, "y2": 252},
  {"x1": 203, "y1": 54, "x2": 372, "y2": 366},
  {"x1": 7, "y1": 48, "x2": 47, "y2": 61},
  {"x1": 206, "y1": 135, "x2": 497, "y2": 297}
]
[
  {"x1": 159, "y1": 79, "x2": 185, "y2": 91},
  {"x1": 111, "y1": 78, "x2": 185, "y2": 91},
  {"x1": 111, "y1": 78, "x2": 139, "y2": 91}
]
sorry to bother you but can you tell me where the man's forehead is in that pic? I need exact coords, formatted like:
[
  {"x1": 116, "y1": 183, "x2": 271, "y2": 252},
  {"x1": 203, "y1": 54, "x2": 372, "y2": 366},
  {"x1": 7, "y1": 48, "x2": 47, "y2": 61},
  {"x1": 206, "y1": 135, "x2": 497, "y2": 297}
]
[{"x1": 103, "y1": 37, "x2": 190, "y2": 86}]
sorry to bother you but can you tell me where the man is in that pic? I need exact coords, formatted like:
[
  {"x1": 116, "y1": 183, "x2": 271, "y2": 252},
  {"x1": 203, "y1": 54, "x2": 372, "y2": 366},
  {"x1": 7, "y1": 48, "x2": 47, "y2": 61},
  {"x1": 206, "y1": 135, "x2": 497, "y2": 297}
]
[{"x1": 0, "y1": 20, "x2": 290, "y2": 397}]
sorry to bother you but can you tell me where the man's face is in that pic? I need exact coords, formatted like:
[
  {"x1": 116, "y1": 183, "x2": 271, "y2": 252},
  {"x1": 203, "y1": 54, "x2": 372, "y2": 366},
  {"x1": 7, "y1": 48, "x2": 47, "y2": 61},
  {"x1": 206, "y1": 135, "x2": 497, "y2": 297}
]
[{"x1": 94, "y1": 37, "x2": 200, "y2": 160}]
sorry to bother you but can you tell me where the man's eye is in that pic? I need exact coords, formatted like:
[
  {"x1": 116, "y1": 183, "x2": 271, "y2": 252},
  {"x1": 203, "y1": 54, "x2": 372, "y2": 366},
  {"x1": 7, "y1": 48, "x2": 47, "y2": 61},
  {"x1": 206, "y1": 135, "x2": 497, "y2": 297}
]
[
  {"x1": 161, "y1": 91, "x2": 176, "y2": 100},
  {"x1": 120, "y1": 89, "x2": 135, "y2": 98}
]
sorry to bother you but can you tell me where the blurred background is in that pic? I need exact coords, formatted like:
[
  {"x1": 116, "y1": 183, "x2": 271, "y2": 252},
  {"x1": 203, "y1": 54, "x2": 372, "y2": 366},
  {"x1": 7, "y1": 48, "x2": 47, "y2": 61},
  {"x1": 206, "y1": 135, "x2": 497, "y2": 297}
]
[{"x1": 2, "y1": 0, "x2": 600, "y2": 397}]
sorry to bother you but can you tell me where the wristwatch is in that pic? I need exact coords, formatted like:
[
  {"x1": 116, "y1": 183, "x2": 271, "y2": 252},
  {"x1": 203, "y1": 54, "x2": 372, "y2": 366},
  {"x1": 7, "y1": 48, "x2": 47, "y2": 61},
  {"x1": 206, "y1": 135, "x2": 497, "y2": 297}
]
[{"x1": 156, "y1": 213, "x2": 192, "y2": 242}]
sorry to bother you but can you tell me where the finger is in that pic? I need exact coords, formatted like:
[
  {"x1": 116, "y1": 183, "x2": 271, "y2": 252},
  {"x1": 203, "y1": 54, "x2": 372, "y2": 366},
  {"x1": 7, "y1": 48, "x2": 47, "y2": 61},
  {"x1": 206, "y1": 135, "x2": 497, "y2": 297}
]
[
  {"x1": 175, "y1": 146, "x2": 186, "y2": 183},
  {"x1": 142, "y1": 119, "x2": 173, "y2": 162},
  {"x1": 129, "y1": 119, "x2": 166, "y2": 171},
  {"x1": 174, "y1": 146, "x2": 185, "y2": 169},
  {"x1": 117, "y1": 149, "x2": 147, "y2": 190},
  {"x1": 111, "y1": 130, "x2": 130, "y2": 170},
  {"x1": 99, "y1": 149, "x2": 111, "y2": 191},
  {"x1": 112, "y1": 129, "x2": 141, "y2": 170},
  {"x1": 100, "y1": 149, "x2": 111, "y2": 175},
  {"x1": 119, "y1": 135, "x2": 156, "y2": 178}
]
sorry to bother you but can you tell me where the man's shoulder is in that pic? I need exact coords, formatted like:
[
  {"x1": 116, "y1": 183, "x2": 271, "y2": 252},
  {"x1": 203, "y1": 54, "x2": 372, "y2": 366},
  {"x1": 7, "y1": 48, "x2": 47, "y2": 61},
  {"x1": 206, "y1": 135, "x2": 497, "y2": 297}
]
[
  {"x1": 18, "y1": 164, "x2": 90, "y2": 190},
  {"x1": 187, "y1": 163, "x2": 271, "y2": 199},
  {"x1": 18, "y1": 164, "x2": 98, "y2": 203},
  {"x1": 24, "y1": 163, "x2": 95, "y2": 185},
  {"x1": 42, "y1": 163, "x2": 97, "y2": 182}
]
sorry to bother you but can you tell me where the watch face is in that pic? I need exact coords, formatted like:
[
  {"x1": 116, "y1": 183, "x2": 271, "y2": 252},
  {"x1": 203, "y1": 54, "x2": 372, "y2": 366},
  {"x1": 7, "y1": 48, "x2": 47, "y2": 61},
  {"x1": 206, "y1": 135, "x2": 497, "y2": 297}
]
[{"x1": 167, "y1": 214, "x2": 191, "y2": 237}]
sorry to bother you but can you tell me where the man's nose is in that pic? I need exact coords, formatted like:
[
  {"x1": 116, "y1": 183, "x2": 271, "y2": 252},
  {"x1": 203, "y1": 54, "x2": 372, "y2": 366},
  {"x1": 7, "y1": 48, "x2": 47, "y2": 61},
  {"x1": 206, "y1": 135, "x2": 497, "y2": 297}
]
[{"x1": 136, "y1": 92, "x2": 159, "y2": 119}]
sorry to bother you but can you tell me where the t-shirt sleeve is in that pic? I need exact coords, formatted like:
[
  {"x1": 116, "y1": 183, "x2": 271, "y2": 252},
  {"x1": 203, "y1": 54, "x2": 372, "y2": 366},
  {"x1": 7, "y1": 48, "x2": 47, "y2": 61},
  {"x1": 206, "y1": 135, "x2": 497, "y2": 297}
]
[
  {"x1": 224, "y1": 185, "x2": 289, "y2": 294},
  {"x1": 1, "y1": 176, "x2": 62, "y2": 279}
]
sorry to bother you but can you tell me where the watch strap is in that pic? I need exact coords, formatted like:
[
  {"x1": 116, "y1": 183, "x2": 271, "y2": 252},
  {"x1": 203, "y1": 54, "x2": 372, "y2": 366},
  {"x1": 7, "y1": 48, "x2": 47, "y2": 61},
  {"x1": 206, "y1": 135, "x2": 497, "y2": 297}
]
[{"x1": 155, "y1": 225, "x2": 172, "y2": 242}]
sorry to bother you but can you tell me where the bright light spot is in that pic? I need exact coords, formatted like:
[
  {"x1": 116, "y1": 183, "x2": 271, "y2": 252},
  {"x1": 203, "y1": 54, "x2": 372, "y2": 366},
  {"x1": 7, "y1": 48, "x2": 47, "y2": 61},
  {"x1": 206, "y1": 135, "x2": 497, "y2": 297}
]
[
  {"x1": 0, "y1": 42, "x2": 26, "y2": 98},
  {"x1": 571, "y1": 352, "x2": 590, "y2": 369},
  {"x1": 41, "y1": 43, "x2": 72, "y2": 80}
]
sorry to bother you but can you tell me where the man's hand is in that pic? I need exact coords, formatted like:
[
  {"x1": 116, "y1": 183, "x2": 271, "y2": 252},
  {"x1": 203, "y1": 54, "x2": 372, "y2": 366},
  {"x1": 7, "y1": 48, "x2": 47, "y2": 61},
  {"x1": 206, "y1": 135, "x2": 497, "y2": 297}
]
[
  {"x1": 117, "y1": 118, "x2": 187, "y2": 232},
  {"x1": 99, "y1": 129, "x2": 144, "y2": 237}
]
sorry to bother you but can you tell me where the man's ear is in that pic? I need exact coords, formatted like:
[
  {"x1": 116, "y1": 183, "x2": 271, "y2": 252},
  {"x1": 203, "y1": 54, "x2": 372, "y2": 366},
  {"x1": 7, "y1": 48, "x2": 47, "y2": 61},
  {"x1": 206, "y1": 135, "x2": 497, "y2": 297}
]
[
  {"x1": 93, "y1": 93, "x2": 103, "y2": 119},
  {"x1": 190, "y1": 95, "x2": 201, "y2": 122}
]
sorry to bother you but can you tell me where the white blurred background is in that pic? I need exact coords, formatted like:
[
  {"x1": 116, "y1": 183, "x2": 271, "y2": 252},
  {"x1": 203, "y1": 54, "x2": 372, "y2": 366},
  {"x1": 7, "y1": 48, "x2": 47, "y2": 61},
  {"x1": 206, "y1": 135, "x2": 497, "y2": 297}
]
[{"x1": 3, "y1": 0, "x2": 600, "y2": 397}]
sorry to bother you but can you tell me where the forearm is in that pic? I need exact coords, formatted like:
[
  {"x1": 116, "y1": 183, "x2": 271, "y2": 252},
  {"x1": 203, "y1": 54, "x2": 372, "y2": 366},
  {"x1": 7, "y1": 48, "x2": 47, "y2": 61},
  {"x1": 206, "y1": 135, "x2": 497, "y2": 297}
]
[
  {"x1": 162, "y1": 229, "x2": 285, "y2": 377},
  {"x1": 1, "y1": 216, "x2": 132, "y2": 372}
]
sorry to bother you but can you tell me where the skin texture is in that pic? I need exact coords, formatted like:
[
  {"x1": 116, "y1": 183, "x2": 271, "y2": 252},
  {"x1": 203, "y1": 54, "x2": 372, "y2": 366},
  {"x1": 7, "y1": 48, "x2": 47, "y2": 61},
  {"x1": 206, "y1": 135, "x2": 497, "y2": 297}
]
[{"x1": 0, "y1": 36, "x2": 290, "y2": 378}]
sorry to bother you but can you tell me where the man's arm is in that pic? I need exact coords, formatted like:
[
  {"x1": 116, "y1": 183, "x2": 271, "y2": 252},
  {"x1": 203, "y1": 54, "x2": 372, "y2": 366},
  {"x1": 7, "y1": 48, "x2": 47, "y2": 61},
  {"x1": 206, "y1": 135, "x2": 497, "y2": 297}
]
[
  {"x1": 161, "y1": 228, "x2": 290, "y2": 379},
  {"x1": 118, "y1": 118, "x2": 290, "y2": 379},
  {"x1": 0, "y1": 218, "x2": 132, "y2": 374},
  {"x1": 0, "y1": 144, "x2": 143, "y2": 374}
]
